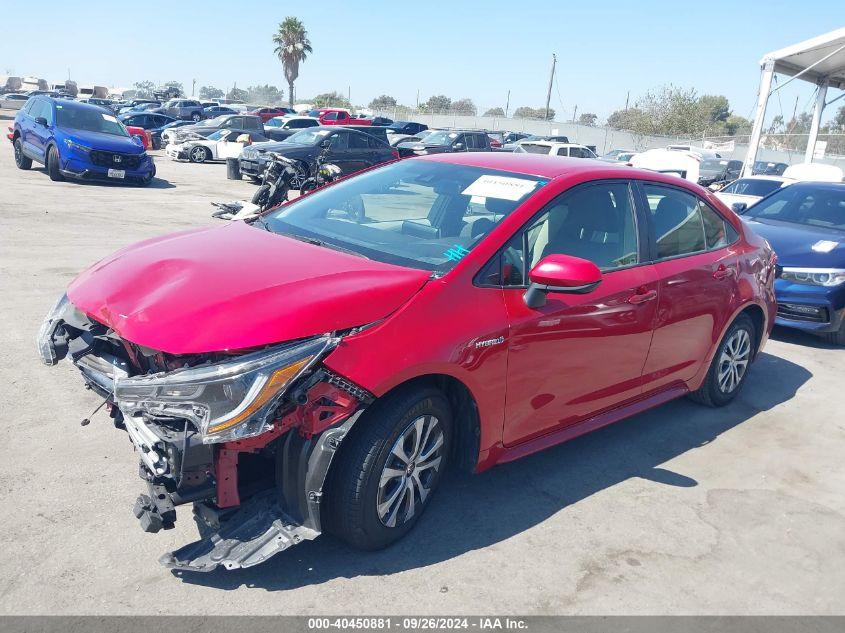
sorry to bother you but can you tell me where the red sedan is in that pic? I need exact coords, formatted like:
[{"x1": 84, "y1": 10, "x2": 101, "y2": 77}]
[
  {"x1": 247, "y1": 106, "x2": 294, "y2": 123},
  {"x1": 38, "y1": 153, "x2": 776, "y2": 571}
]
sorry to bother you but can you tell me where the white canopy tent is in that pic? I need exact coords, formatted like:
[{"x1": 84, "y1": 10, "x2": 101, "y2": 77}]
[{"x1": 742, "y1": 27, "x2": 845, "y2": 177}]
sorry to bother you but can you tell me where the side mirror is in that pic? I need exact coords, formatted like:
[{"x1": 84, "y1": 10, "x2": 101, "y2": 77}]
[
  {"x1": 320, "y1": 139, "x2": 331, "y2": 148},
  {"x1": 524, "y1": 254, "x2": 602, "y2": 309},
  {"x1": 131, "y1": 134, "x2": 144, "y2": 145},
  {"x1": 731, "y1": 202, "x2": 748, "y2": 214},
  {"x1": 35, "y1": 117, "x2": 48, "y2": 127},
  {"x1": 453, "y1": 142, "x2": 464, "y2": 150}
]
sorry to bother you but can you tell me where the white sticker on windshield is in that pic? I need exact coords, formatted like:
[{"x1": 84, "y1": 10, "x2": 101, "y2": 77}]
[
  {"x1": 462, "y1": 175, "x2": 539, "y2": 201},
  {"x1": 811, "y1": 240, "x2": 838, "y2": 253},
  {"x1": 101, "y1": 113, "x2": 117, "y2": 123}
]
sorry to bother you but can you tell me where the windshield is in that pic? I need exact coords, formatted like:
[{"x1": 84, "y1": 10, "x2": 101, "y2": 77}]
[
  {"x1": 203, "y1": 116, "x2": 228, "y2": 126},
  {"x1": 263, "y1": 160, "x2": 547, "y2": 272},
  {"x1": 721, "y1": 178, "x2": 783, "y2": 197},
  {"x1": 701, "y1": 159, "x2": 729, "y2": 171},
  {"x1": 745, "y1": 184, "x2": 845, "y2": 231},
  {"x1": 520, "y1": 143, "x2": 552, "y2": 155},
  {"x1": 207, "y1": 130, "x2": 227, "y2": 141},
  {"x1": 283, "y1": 128, "x2": 331, "y2": 145},
  {"x1": 420, "y1": 131, "x2": 457, "y2": 146},
  {"x1": 56, "y1": 105, "x2": 128, "y2": 136},
  {"x1": 307, "y1": 109, "x2": 322, "y2": 118},
  {"x1": 266, "y1": 118, "x2": 283, "y2": 127}
]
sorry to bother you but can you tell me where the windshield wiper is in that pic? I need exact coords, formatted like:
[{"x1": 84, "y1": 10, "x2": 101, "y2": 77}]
[{"x1": 286, "y1": 233, "x2": 370, "y2": 260}]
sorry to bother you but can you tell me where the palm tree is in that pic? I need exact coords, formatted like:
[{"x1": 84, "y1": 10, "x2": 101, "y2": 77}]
[{"x1": 272, "y1": 17, "x2": 313, "y2": 108}]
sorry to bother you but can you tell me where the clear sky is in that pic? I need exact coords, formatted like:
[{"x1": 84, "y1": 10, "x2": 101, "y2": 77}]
[{"x1": 1, "y1": 0, "x2": 842, "y2": 124}]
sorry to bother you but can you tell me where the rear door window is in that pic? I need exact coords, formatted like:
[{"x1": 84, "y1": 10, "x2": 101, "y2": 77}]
[{"x1": 643, "y1": 183, "x2": 706, "y2": 259}]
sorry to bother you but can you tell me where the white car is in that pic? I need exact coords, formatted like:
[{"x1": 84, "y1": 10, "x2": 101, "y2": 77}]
[
  {"x1": 165, "y1": 129, "x2": 267, "y2": 163},
  {"x1": 0, "y1": 93, "x2": 30, "y2": 110},
  {"x1": 264, "y1": 115, "x2": 319, "y2": 134},
  {"x1": 629, "y1": 147, "x2": 720, "y2": 183},
  {"x1": 715, "y1": 176, "x2": 792, "y2": 210},
  {"x1": 514, "y1": 141, "x2": 598, "y2": 158}
]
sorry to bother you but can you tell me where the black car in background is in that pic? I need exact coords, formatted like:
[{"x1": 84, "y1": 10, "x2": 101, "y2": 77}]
[
  {"x1": 387, "y1": 121, "x2": 428, "y2": 136},
  {"x1": 164, "y1": 114, "x2": 264, "y2": 144},
  {"x1": 238, "y1": 126, "x2": 398, "y2": 181},
  {"x1": 118, "y1": 112, "x2": 178, "y2": 149},
  {"x1": 698, "y1": 158, "x2": 743, "y2": 187},
  {"x1": 753, "y1": 160, "x2": 789, "y2": 176},
  {"x1": 397, "y1": 129, "x2": 492, "y2": 156}
]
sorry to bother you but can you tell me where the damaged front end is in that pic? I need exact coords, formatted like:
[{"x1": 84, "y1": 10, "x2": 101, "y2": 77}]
[{"x1": 37, "y1": 293, "x2": 373, "y2": 572}]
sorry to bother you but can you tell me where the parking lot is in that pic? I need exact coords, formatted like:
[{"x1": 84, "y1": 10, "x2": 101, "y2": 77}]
[{"x1": 0, "y1": 119, "x2": 844, "y2": 616}]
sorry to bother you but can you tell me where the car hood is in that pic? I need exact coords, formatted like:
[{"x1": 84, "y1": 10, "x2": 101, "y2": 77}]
[
  {"x1": 66, "y1": 221, "x2": 430, "y2": 354},
  {"x1": 743, "y1": 218, "x2": 845, "y2": 268},
  {"x1": 60, "y1": 129, "x2": 144, "y2": 153}
]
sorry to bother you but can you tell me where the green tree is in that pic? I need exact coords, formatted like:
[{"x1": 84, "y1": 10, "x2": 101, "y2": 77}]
[
  {"x1": 483, "y1": 107, "x2": 505, "y2": 117},
  {"x1": 834, "y1": 104, "x2": 845, "y2": 130},
  {"x1": 227, "y1": 87, "x2": 249, "y2": 101},
  {"x1": 697, "y1": 94, "x2": 730, "y2": 124},
  {"x1": 369, "y1": 95, "x2": 397, "y2": 110},
  {"x1": 724, "y1": 114, "x2": 752, "y2": 135},
  {"x1": 163, "y1": 81, "x2": 184, "y2": 97},
  {"x1": 247, "y1": 84, "x2": 284, "y2": 105},
  {"x1": 273, "y1": 17, "x2": 313, "y2": 107},
  {"x1": 421, "y1": 95, "x2": 451, "y2": 114},
  {"x1": 133, "y1": 80, "x2": 156, "y2": 98},
  {"x1": 312, "y1": 91, "x2": 351, "y2": 108},
  {"x1": 578, "y1": 112, "x2": 598, "y2": 126},
  {"x1": 513, "y1": 106, "x2": 555, "y2": 120},
  {"x1": 199, "y1": 85, "x2": 224, "y2": 100},
  {"x1": 451, "y1": 98, "x2": 477, "y2": 115}
]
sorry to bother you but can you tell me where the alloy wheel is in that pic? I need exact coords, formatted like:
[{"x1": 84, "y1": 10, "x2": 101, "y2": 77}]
[
  {"x1": 190, "y1": 147, "x2": 207, "y2": 162},
  {"x1": 377, "y1": 415, "x2": 444, "y2": 528},
  {"x1": 717, "y1": 328, "x2": 751, "y2": 393}
]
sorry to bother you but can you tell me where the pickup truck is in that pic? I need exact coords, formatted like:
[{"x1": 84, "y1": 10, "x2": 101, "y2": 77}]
[{"x1": 307, "y1": 108, "x2": 372, "y2": 126}]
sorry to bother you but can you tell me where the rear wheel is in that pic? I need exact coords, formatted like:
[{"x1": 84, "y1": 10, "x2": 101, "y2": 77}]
[
  {"x1": 46, "y1": 146, "x2": 64, "y2": 181},
  {"x1": 325, "y1": 386, "x2": 451, "y2": 550},
  {"x1": 13, "y1": 138, "x2": 31, "y2": 169},
  {"x1": 689, "y1": 314, "x2": 755, "y2": 407},
  {"x1": 189, "y1": 146, "x2": 209, "y2": 163}
]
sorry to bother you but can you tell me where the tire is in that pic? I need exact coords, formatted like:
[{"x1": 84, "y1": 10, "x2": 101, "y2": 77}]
[
  {"x1": 191, "y1": 112, "x2": 201, "y2": 122},
  {"x1": 299, "y1": 178, "x2": 318, "y2": 194},
  {"x1": 324, "y1": 385, "x2": 452, "y2": 551},
  {"x1": 822, "y1": 320, "x2": 845, "y2": 346},
  {"x1": 137, "y1": 164, "x2": 155, "y2": 187},
  {"x1": 251, "y1": 183, "x2": 271, "y2": 208},
  {"x1": 46, "y1": 145, "x2": 64, "y2": 181},
  {"x1": 151, "y1": 136, "x2": 161, "y2": 150},
  {"x1": 689, "y1": 314, "x2": 755, "y2": 407},
  {"x1": 188, "y1": 146, "x2": 209, "y2": 163},
  {"x1": 13, "y1": 137, "x2": 32, "y2": 170}
]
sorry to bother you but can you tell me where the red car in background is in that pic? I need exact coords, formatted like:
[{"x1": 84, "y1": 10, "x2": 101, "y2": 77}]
[
  {"x1": 247, "y1": 107, "x2": 295, "y2": 123},
  {"x1": 38, "y1": 153, "x2": 776, "y2": 572},
  {"x1": 307, "y1": 107, "x2": 373, "y2": 126},
  {"x1": 124, "y1": 126, "x2": 152, "y2": 150}
]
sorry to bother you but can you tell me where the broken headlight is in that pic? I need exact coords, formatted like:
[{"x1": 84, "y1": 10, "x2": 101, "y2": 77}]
[
  {"x1": 114, "y1": 336, "x2": 336, "y2": 443},
  {"x1": 37, "y1": 292, "x2": 69, "y2": 365}
]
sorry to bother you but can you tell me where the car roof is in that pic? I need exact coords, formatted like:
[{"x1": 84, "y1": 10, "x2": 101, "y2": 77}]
[
  {"x1": 521, "y1": 141, "x2": 589, "y2": 149},
  {"x1": 417, "y1": 152, "x2": 703, "y2": 186}
]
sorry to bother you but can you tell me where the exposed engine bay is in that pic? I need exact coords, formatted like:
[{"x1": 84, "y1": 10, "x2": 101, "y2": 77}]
[{"x1": 38, "y1": 294, "x2": 373, "y2": 572}]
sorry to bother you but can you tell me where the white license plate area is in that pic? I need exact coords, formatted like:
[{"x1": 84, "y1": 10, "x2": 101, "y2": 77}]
[{"x1": 108, "y1": 168, "x2": 126, "y2": 179}]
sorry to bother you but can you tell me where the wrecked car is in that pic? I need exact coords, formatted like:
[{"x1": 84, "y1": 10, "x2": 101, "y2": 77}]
[{"x1": 38, "y1": 153, "x2": 777, "y2": 572}]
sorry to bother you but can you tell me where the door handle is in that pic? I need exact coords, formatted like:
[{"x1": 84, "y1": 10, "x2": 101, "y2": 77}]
[
  {"x1": 713, "y1": 264, "x2": 734, "y2": 280},
  {"x1": 628, "y1": 289, "x2": 657, "y2": 304}
]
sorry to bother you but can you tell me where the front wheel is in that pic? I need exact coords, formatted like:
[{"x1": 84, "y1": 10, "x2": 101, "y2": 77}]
[
  {"x1": 251, "y1": 183, "x2": 271, "y2": 208},
  {"x1": 324, "y1": 386, "x2": 451, "y2": 551},
  {"x1": 46, "y1": 146, "x2": 64, "y2": 181},
  {"x1": 191, "y1": 112, "x2": 201, "y2": 122},
  {"x1": 188, "y1": 146, "x2": 209, "y2": 163},
  {"x1": 13, "y1": 138, "x2": 32, "y2": 169},
  {"x1": 822, "y1": 319, "x2": 845, "y2": 346},
  {"x1": 689, "y1": 314, "x2": 755, "y2": 407}
]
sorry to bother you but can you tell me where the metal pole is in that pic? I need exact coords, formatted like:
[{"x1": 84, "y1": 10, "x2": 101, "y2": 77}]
[
  {"x1": 505, "y1": 90, "x2": 510, "y2": 118},
  {"x1": 742, "y1": 59, "x2": 775, "y2": 178},
  {"x1": 804, "y1": 80, "x2": 829, "y2": 163},
  {"x1": 544, "y1": 53, "x2": 556, "y2": 121}
]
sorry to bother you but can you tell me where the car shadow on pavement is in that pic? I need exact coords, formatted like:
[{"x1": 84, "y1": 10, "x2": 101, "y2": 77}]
[
  {"x1": 770, "y1": 325, "x2": 842, "y2": 350},
  {"x1": 172, "y1": 351, "x2": 811, "y2": 591}
]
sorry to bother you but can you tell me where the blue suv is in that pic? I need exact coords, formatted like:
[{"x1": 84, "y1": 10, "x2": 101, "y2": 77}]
[{"x1": 12, "y1": 96, "x2": 155, "y2": 185}]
